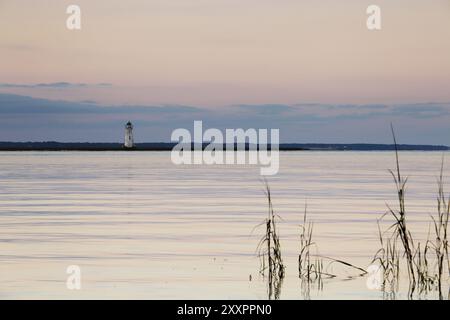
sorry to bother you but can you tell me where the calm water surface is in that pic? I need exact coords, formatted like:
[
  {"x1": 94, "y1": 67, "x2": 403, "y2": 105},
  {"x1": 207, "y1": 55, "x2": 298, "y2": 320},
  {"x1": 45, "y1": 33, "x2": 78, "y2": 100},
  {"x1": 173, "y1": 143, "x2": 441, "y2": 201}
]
[{"x1": 0, "y1": 151, "x2": 448, "y2": 299}]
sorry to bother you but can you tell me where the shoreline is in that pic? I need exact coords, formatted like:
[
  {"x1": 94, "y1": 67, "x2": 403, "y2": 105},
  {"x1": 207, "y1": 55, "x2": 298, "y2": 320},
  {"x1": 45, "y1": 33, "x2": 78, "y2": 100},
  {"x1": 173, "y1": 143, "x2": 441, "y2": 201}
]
[{"x1": 0, "y1": 142, "x2": 448, "y2": 151}]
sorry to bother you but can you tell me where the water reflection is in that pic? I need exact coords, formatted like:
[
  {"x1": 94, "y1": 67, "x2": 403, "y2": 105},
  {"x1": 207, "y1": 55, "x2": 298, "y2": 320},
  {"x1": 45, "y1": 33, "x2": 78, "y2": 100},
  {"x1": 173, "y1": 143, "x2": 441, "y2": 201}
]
[{"x1": 1, "y1": 151, "x2": 449, "y2": 299}]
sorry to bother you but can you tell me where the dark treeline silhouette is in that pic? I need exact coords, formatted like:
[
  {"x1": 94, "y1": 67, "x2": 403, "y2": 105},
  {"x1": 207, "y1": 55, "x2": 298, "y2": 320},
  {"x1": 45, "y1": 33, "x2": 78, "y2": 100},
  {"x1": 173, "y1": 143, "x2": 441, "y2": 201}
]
[{"x1": 0, "y1": 142, "x2": 448, "y2": 151}]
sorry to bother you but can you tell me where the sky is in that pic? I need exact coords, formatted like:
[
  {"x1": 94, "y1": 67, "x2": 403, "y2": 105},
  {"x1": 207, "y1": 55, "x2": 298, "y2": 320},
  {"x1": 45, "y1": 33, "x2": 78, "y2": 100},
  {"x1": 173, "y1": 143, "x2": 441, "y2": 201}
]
[{"x1": 1, "y1": 0, "x2": 450, "y2": 143}]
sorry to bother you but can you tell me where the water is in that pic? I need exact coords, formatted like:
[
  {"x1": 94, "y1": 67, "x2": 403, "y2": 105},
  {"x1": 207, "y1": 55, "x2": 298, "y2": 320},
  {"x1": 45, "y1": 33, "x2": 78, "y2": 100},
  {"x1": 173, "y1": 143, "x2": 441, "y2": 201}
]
[{"x1": 0, "y1": 151, "x2": 448, "y2": 299}]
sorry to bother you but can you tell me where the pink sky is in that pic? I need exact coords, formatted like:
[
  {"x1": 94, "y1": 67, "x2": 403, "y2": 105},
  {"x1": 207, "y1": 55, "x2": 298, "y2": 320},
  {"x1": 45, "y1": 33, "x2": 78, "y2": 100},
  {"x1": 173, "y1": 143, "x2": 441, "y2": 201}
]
[{"x1": 1, "y1": 0, "x2": 450, "y2": 107}]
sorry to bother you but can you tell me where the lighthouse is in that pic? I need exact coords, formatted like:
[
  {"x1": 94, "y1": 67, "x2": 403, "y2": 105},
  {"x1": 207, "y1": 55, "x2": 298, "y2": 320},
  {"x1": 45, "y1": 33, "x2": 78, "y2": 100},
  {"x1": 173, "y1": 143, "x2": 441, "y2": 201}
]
[{"x1": 124, "y1": 121, "x2": 134, "y2": 149}]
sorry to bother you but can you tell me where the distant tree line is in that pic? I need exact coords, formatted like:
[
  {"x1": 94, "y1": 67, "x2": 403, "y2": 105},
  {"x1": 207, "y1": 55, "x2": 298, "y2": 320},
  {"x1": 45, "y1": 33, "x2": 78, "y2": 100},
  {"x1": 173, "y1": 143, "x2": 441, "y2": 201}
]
[{"x1": 0, "y1": 142, "x2": 448, "y2": 151}]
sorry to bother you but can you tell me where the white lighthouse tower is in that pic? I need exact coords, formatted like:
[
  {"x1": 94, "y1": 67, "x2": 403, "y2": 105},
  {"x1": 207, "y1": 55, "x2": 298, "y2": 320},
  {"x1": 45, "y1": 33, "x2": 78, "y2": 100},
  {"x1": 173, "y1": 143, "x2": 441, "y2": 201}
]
[{"x1": 124, "y1": 121, "x2": 134, "y2": 149}]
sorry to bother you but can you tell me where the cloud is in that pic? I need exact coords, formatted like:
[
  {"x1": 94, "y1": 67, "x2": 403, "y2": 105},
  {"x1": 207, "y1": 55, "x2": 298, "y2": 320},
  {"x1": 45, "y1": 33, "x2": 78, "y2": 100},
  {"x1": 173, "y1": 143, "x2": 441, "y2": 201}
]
[
  {"x1": 0, "y1": 82, "x2": 113, "y2": 89},
  {"x1": 233, "y1": 104, "x2": 293, "y2": 115},
  {"x1": 2, "y1": 94, "x2": 449, "y2": 120},
  {"x1": 390, "y1": 103, "x2": 450, "y2": 118},
  {"x1": 0, "y1": 44, "x2": 37, "y2": 51},
  {"x1": 1, "y1": 93, "x2": 450, "y2": 143},
  {"x1": 0, "y1": 93, "x2": 202, "y2": 115}
]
